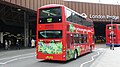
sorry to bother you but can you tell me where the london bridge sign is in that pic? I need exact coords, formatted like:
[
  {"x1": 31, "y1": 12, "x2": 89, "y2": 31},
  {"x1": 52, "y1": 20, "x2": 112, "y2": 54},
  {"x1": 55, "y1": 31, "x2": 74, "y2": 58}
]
[{"x1": 89, "y1": 14, "x2": 119, "y2": 20}]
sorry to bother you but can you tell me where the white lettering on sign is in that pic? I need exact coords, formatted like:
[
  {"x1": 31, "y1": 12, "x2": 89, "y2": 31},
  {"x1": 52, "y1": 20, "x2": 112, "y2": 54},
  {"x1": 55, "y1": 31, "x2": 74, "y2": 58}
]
[{"x1": 89, "y1": 14, "x2": 119, "y2": 20}]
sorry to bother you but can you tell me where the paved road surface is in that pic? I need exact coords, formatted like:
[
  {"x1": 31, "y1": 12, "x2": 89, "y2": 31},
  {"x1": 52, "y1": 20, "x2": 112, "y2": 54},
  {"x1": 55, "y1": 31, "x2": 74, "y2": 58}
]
[{"x1": 0, "y1": 44, "x2": 107, "y2": 67}]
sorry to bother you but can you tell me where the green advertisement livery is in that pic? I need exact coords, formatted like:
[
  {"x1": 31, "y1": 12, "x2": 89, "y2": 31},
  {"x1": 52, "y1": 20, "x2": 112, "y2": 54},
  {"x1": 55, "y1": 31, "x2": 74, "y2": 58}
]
[
  {"x1": 38, "y1": 40, "x2": 81, "y2": 60},
  {"x1": 66, "y1": 46, "x2": 81, "y2": 60},
  {"x1": 38, "y1": 40, "x2": 62, "y2": 54}
]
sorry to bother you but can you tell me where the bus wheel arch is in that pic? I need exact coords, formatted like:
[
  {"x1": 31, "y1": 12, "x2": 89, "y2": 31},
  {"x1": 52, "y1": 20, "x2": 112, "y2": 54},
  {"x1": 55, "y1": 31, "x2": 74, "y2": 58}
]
[
  {"x1": 73, "y1": 49, "x2": 78, "y2": 59},
  {"x1": 90, "y1": 45, "x2": 92, "y2": 52}
]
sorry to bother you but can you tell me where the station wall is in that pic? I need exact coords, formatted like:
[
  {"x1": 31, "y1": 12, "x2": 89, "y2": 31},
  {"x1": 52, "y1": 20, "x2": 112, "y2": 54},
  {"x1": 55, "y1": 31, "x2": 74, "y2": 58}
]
[
  {"x1": 1, "y1": 0, "x2": 120, "y2": 22},
  {"x1": 1, "y1": 0, "x2": 64, "y2": 11}
]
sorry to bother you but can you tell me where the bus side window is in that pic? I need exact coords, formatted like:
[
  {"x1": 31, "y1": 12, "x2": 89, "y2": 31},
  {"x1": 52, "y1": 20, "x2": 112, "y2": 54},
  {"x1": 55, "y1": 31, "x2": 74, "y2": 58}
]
[
  {"x1": 84, "y1": 34, "x2": 87, "y2": 43},
  {"x1": 118, "y1": 25, "x2": 120, "y2": 30},
  {"x1": 71, "y1": 34, "x2": 74, "y2": 45},
  {"x1": 79, "y1": 34, "x2": 87, "y2": 44},
  {"x1": 74, "y1": 34, "x2": 79, "y2": 44},
  {"x1": 79, "y1": 34, "x2": 83, "y2": 44}
]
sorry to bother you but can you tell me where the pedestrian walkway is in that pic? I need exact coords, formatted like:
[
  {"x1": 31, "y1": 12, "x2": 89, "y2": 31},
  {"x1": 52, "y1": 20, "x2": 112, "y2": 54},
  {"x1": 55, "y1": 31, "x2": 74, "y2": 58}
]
[{"x1": 91, "y1": 47, "x2": 120, "y2": 67}]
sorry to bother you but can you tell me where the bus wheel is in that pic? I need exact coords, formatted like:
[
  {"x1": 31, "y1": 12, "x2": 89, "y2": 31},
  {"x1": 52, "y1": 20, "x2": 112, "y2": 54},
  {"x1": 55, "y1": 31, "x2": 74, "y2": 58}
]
[
  {"x1": 90, "y1": 46, "x2": 92, "y2": 52},
  {"x1": 73, "y1": 50, "x2": 78, "y2": 59}
]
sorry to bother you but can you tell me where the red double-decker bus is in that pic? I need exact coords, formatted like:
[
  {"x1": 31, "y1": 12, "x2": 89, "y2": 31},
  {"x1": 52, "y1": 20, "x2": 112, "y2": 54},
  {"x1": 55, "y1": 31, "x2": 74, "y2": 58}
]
[
  {"x1": 36, "y1": 4, "x2": 95, "y2": 61},
  {"x1": 106, "y1": 24, "x2": 120, "y2": 46}
]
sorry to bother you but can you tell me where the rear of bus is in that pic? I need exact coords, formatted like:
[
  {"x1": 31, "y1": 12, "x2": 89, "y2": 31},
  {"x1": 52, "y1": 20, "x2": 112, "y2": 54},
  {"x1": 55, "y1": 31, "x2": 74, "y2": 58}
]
[
  {"x1": 106, "y1": 24, "x2": 119, "y2": 46},
  {"x1": 36, "y1": 4, "x2": 66, "y2": 61}
]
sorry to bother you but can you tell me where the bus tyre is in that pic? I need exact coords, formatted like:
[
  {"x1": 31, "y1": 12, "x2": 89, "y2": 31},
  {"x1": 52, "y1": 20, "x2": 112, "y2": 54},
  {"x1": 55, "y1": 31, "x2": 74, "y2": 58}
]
[
  {"x1": 73, "y1": 50, "x2": 78, "y2": 60},
  {"x1": 90, "y1": 46, "x2": 92, "y2": 52}
]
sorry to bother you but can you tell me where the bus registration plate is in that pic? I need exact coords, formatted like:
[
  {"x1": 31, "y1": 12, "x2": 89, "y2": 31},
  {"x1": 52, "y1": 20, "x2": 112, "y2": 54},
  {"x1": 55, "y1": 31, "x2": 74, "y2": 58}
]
[{"x1": 46, "y1": 56, "x2": 53, "y2": 59}]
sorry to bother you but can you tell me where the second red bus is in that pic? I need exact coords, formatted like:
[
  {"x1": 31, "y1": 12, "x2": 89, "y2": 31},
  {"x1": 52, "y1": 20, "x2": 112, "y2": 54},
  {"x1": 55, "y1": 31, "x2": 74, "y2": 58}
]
[{"x1": 106, "y1": 24, "x2": 120, "y2": 46}]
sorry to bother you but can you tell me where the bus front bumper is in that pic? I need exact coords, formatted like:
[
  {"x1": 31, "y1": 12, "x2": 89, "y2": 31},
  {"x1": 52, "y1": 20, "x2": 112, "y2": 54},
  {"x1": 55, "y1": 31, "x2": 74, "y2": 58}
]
[{"x1": 36, "y1": 53, "x2": 66, "y2": 61}]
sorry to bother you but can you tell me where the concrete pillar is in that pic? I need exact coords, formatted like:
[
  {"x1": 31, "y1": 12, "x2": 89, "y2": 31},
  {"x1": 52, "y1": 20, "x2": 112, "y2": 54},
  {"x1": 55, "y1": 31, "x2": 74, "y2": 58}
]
[
  {"x1": 24, "y1": 12, "x2": 29, "y2": 47},
  {"x1": 24, "y1": 12, "x2": 27, "y2": 47},
  {"x1": 0, "y1": 32, "x2": 3, "y2": 44},
  {"x1": 30, "y1": 29, "x2": 32, "y2": 40}
]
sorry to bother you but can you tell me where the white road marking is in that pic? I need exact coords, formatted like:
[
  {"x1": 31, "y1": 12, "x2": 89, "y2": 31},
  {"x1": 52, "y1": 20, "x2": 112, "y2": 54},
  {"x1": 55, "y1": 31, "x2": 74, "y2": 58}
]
[
  {"x1": 0, "y1": 52, "x2": 36, "y2": 65},
  {"x1": 0, "y1": 54, "x2": 4, "y2": 57},
  {"x1": 0, "y1": 53, "x2": 36, "y2": 65},
  {"x1": 93, "y1": 48, "x2": 106, "y2": 51},
  {"x1": 0, "y1": 52, "x2": 35, "y2": 61},
  {"x1": 0, "y1": 55, "x2": 35, "y2": 65},
  {"x1": 80, "y1": 48, "x2": 105, "y2": 67},
  {"x1": 97, "y1": 48, "x2": 106, "y2": 51}
]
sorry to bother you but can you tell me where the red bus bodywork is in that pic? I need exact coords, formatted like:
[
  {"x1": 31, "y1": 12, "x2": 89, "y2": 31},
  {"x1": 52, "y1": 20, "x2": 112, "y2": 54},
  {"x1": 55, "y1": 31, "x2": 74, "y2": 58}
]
[
  {"x1": 106, "y1": 24, "x2": 120, "y2": 46},
  {"x1": 36, "y1": 4, "x2": 95, "y2": 61}
]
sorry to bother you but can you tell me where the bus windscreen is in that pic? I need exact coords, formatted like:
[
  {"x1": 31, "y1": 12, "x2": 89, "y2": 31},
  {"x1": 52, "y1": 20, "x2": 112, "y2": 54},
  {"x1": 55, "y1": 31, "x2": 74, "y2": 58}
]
[
  {"x1": 108, "y1": 26, "x2": 116, "y2": 30},
  {"x1": 39, "y1": 7, "x2": 62, "y2": 23}
]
